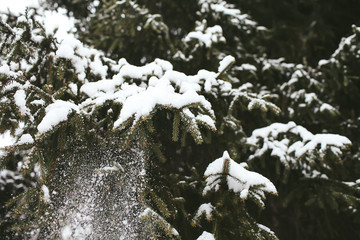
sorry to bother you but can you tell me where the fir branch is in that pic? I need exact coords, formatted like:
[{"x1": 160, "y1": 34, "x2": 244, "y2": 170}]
[{"x1": 172, "y1": 112, "x2": 180, "y2": 142}]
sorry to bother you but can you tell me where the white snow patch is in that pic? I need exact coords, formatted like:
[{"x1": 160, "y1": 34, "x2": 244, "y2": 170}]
[
  {"x1": 80, "y1": 79, "x2": 120, "y2": 97},
  {"x1": 258, "y1": 223, "x2": 276, "y2": 236},
  {"x1": 37, "y1": 100, "x2": 79, "y2": 134},
  {"x1": 332, "y1": 34, "x2": 356, "y2": 57},
  {"x1": 295, "y1": 133, "x2": 351, "y2": 158},
  {"x1": 14, "y1": 89, "x2": 30, "y2": 117},
  {"x1": 61, "y1": 225, "x2": 72, "y2": 240},
  {"x1": 16, "y1": 133, "x2": 34, "y2": 145},
  {"x1": 56, "y1": 41, "x2": 75, "y2": 59},
  {"x1": 41, "y1": 185, "x2": 51, "y2": 203},
  {"x1": 0, "y1": 0, "x2": 40, "y2": 14},
  {"x1": 248, "y1": 121, "x2": 352, "y2": 170},
  {"x1": 39, "y1": 8, "x2": 76, "y2": 41},
  {"x1": 68, "y1": 83, "x2": 78, "y2": 95},
  {"x1": 0, "y1": 131, "x2": 15, "y2": 156},
  {"x1": 318, "y1": 59, "x2": 329, "y2": 66},
  {"x1": 203, "y1": 151, "x2": 277, "y2": 199},
  {"x1": 54, "y1": 36, "x2": 107, "y2": 81},
  {"x1": 113, "y1": 75, "x2": 213, "y2": 129},
  {"x1": 0, "y1": 64, "x2": 12, "y2": 76},
  {"x1": 185, "y1": 21, "x2": 225, "y2": 48},
  {"x1": 195, "y1": 203, "x2": 214, "y2": 220},
  {"x1": 240, "y1": 188, "x2": 249, "y2": 199},
  {"x1": 239, "y1": 63, "x2": 257, "y2": 72},
  {"x1": 196, "y1": 114, "x2": 216, "y2": 130},
  {"x1": 197, "y1": 231, "x2": 215, "y2": 240},
  {"x1": 320, "y1": 103, "x2": 336, "y2": 112},
  {"x1": 218, "y1": 55, "x2": 235, "y2": 73},
  {"x1": 31, "y1": 99, "x2": 45, "y2": 106}
]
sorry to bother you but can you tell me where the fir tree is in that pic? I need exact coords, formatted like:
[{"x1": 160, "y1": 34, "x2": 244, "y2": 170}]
[{"x1": 1, "y1": 1, "x2": 359, "y2": 239}]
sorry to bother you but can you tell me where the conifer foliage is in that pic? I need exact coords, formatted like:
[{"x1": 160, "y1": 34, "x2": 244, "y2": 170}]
[{"x1": 1, "y1": 0, "x2": 359, "y2": 239}]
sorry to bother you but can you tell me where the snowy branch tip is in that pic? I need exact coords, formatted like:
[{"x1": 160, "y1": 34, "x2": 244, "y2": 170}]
[{"x1": 203, "y1": 151, "x2": 277, "y2": 200}]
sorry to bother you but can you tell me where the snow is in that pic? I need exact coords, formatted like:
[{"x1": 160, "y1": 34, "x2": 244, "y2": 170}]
[
  {"x1": 257, "y1": 26, "x2": 268, "y2": 31},
  {"x1": 199, "y1": 0, "x2": 256, "y2": 27},
  {"x1": 203, "y1": 151, "x2": 277, "y2": 199},
  {"x1": 249, "y1": 122, "x2": 297, "y2": 143},
  {"x1": 184, "y1": 21, "x2": 225, "y2": 48},
  {"x1": 40, "y1": 8, "x2": 76, "y2": 41},
  {"x1": 165, "y1": 70, "x2": 201, "y2": 93},
  {"x1": 257, "y1": 223, "x2": 276, "y2": 236},
  {"x1": 84, "y1": 60, "x2": 216, "y2": 130},
  {"x1": 98, "y1": 166, "x2": 120, "y2": 172},
  {"x1": 0, "y1": 0, "x2": 40, "y2": 14},
  {"x1": 50, "y1": 143, "x2": 149, "y2": 239},
  {"x1": 12, "y1": 86, "x2": 36, "y2": 121},
  {"x1": 14, "y1": 89, "x2": 29, "y2": 117},
  {"x1": 0, "y1": 64, "x2": 11, "y2": 76},
  {"x1": 1, "y1": 1, "x2": 357, "y2": 238},
  {"x1": 318, "y1": 59, "x2": 329, "y2": 66},
  {"x1": 197, "y1": 69, "x2": 218, "y2": 92},
  {"x1": 240, "y1": 188, "x2": 249, "y2": 199},
  {"x1": 17, "y1": 15, "x2": 27, "y2": 24},
  {"x1": 37, "y1": 100, "x2": 80, "y2": 135},
  {"x1": 196, "y1": 114, "x2": 216, "y2": 131},
  {"x1": 120, "y1": 64, "x2": 153, "y2": 79},
  {"x1": 94, "y1": 162, "x2": 124, "y2": 174},
  {"x1": 239, "y1": 63, "x2": 257, "y2": 72},
  {"x1": 31, "y1": 99, "x2": 45, "y2": 106},
  {"x1": 0, "y1": 169, "x2": 25, "y2": 191},
  {"x1": 16, "y1": 134, "x2": 34, "y2": 145},
  {"x1": 230, "y1": 88, "x2": 280, "y2": 114},
  {"x1": 89, "y1": 56, "x2": 108, "y2": 77},
  {"x1": 140, "y1": 207, "x2": 179, "y2": 236},
  {"x1": 41, "y1": 184, "x2": 51, "y2": 203},
  {"x1": 248, "y1": 122, "x2": 352, "y2": 169},
  {"x1": 54, "y1": 37, "x2": 92, "y2": 81},
  {"x1": 80, "y1": 79, "x2": 121, "y2": 97},
  {"x1": 56, "y1": 41, "x2": 75, "y2": 59},
  {"x1": 0, "y1": 1, "x2": 75, "y2": 41},
  {"x1": 295, "y1": 133, "x2": 351, "y2": 158},
  {"x1": 197, "y1": 231, "x2": 215, "y2": 240},
  {"x1": 195, "y1": 203, "x2": 214, "y2": 220},
  {"x1": 332, "y1": 34, "x2": 356, "y2": 57},
  {"x1": 114, "y1": 82, "x2": 209, "y2": 128},
  {"x1": 68, "y1": 83, "x2": 78, "y2": 95},
  {"x1": 218, "y1": 55, "x2": 235, "y2": 73},
  {"x1": 2, "y1": 11, "x2": 223, "y2": 138},
  {"x1": 304, "y1": 92, "x2": 317, "y2": 104},
  {"x1": 320, "y1": 103, "x2": 336, "y2": 112},
  {"x1": 61, "y1": 225, "x2": 72, "y2": 240},
  {"x1": 0, "y1": 132, "x2": 15, "y2": 156}
]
